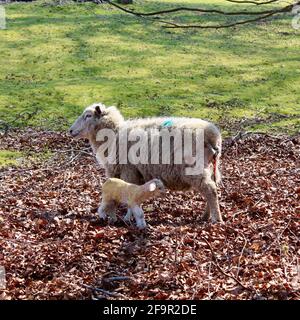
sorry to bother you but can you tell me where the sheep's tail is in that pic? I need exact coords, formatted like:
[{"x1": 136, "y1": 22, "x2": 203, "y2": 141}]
[
  {"x1": 213, "y1": 155, "x2": 221, "y2": 184},
  {"x1": 209, "y1": 143, "x2": 221, "y2": 184}
]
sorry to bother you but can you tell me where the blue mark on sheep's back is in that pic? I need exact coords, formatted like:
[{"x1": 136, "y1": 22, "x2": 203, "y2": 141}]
[{"x1": 162, "y1": 119, "x2": 174, "y2": 127}]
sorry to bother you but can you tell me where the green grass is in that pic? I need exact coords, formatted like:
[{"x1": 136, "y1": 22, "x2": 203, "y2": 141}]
[
  {"x1": 0, "y1": 148, "x2": 54, "y2": 167},
  {"x1": 0, "y1": 0, "x2": 299, "y2": 133},
  {"x1": 0, "y1": 150, "x2": 22, "y2": 167}
]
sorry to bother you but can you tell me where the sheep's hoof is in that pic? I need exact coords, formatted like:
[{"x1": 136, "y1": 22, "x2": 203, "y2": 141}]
[{"x1": 211, "y1": 219, "x2": 224, "y2": 224}]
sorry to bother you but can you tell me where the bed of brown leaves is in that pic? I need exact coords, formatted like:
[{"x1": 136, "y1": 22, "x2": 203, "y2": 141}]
[{"x1": 0, "y1": 129, "x2": 299, "y2": 300}]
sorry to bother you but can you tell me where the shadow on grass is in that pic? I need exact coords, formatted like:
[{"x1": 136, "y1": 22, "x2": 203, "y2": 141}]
[{"x1": 1, "y1": 2, "x2": 299, "y2": 129}]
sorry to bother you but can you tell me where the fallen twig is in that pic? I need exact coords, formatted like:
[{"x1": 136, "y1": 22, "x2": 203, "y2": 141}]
[
  {"x1": 236, "y1": 234, "x2": 248, "y2": 278},
  {"x1": 105, "y1": 276, "x2": 132, "y2": 282},
  {"x1": 202, "y1": 237, "x2": 254, "y2": 292},
  {"x1": 82, "y1": 284, "x2": 125, "y2": 298},
  {"x1": 264, "y1": 218, "x2": 293, "y2": 252}
]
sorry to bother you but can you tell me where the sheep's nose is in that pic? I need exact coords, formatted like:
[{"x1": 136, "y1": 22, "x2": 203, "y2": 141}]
[{"x1": 69, "y1": 129, "x2": 73, "y2": 135}]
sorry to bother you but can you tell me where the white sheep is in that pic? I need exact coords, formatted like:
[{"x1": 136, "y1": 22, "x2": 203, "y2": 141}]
[
  {"x1": 70, "y1": 103, "x2": 223, "y2": 223},
  {"x1": 98, "y1": 178, "x2": 165, "y2": 229}
]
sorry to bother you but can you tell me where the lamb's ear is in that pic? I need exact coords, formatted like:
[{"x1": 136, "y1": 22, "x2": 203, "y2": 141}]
[
  {"x1": 95, "y1": 105, "x2": 102, "y2": 118},
  {"x1": 148, "y1": 182, "x2": 157, "y2": 192}
]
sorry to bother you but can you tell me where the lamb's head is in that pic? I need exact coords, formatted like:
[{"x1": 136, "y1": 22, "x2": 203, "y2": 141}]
[
  {"x1": 144, "y1": 179, "x2": 166, "y2": 198},
  {"x1": 69, "y1": 103, "x2": 124, "y2": 139}
]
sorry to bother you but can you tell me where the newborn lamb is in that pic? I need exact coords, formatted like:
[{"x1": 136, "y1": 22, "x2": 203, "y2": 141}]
[{"x1": 98, "y1": 178, "x2": 165, "y2": 229}]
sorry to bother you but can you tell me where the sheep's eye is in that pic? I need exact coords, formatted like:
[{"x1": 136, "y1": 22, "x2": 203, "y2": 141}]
[{"x1": 85, "y1": 114, "x2": 92, "y2": 120}]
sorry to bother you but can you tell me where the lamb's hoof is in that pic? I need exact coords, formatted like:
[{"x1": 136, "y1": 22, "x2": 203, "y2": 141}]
[
  {"x1": 108, "y1": 216, "x2": 117, "y2": 224},
  {"x1": 98, "y1": 216, "x2": 106, "y2": 221},
  {"x1": 124, "y1": 214, "x2": 132, "y2": 223},
  {"x1": 136, "y1": 221, "x2": 147, "y2": 230},
  {"x1": 97, "y1": 208, "x2": 107, "y2": 220}
]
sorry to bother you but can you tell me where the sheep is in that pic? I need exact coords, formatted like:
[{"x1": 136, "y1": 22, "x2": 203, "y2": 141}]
[
  {"x1": 69, "y1": 103, "x2": 223, "y2": 223},
  {"x1": 98, "y1": 177, "x2": 165, "y2": 229}
]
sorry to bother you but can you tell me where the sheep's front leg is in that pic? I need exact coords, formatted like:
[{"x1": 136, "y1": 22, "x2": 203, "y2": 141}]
[
  {"x1": 97, "y1": 200, "x2": 117, "y2": 223},
  {"x1": 130, "y1": 205, "x2": 147, "y2": 229}
]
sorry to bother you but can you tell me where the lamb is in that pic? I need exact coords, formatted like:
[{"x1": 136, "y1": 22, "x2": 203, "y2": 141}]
[
  {"x1": 69, "y1": 103, "x2": 223, "y2": 223},
  {"x1": 98, "y1": 178, "x2": 165, "y2": 229}
]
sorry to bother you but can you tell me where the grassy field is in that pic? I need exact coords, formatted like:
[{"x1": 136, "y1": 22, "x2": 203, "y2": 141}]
[
  {"x1": 0, "y1": 0, "x2": 299, "y2": 133},
  {"x1": 0, "y1": 150, "x2": 22, "y2": 167}
]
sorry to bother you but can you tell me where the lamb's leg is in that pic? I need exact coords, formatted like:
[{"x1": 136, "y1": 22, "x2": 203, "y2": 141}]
[
  {"x1": 200, "y1": 179, "x2": 223, "y2": 223},
  {"x1": 130, "y1": 205, "x2": 147, "y2": 229},
  {"x1": 97, "y1": 202, "x2": 107, "y2": 220},
  {"x1": 124, "y1": 208, "x2": 133, "y2": 222},
  {"x1": 97, "y1": 200, "x2": 117, "y2": 223}
]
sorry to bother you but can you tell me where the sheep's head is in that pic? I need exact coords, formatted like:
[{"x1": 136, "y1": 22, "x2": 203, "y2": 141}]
[
  {"x1": 69, "y1": 103, "x2": 106, "y2": 139},
  {"x1": 69, "y1": 103, "x2": 124, "y2": 139},
  {"x1": 145, "y1": 179, "x2": 166, "y2": 197}
]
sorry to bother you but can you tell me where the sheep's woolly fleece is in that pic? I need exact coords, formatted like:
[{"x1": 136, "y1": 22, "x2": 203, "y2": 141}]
[{"x1": 0, "y1": 129, "x2": 299, "y2": 300}]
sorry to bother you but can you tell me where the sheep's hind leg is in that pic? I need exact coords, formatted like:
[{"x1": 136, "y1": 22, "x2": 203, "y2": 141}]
[
  {"x1": 201, "y1": 204, "x2": 210, "y2": 222},
  {"x1": 200, "y1": 179, "x2": 223, "y2": 224}
]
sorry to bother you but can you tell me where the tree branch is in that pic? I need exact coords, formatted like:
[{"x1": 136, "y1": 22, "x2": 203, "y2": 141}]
[
  {"x1": 103, "y1": 0, "x2": 299, "y2": 29},
  {"x1": 160, "y1": 12, "x2": 278, "y2": 28},
  {"x1": 105, "y1": 0, "x2": 295, "y2": 16},
  {"x1": 226, "y1": 0, "x2": 284, "y2": 5}
]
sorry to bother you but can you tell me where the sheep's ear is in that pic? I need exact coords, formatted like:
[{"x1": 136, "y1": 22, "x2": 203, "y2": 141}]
[
  {"x1": 148, "y1": 182, "x2": 157, "y2": 192},
  {"x1": 95, "y1": 105, "x2": 102, "y2": 118}
]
